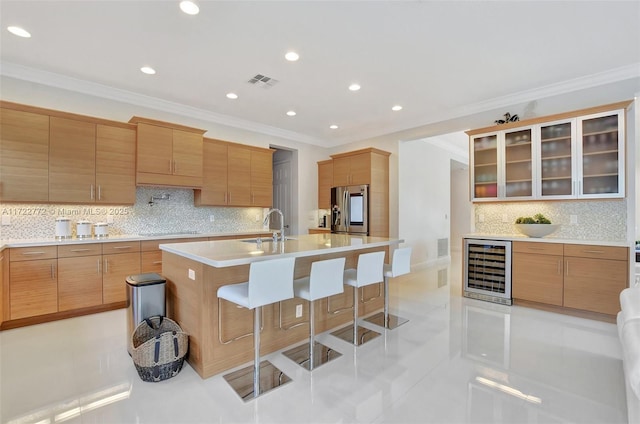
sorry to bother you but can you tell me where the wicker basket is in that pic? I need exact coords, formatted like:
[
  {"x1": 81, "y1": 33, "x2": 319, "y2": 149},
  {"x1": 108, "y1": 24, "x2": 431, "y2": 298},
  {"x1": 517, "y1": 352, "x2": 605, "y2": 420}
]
[{"x1": 131, "y1": 316, "x2": 189, "y2": 382}]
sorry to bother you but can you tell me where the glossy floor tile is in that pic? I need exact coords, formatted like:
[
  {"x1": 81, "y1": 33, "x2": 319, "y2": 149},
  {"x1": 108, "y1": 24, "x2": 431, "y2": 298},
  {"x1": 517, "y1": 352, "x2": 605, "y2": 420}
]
[{"x1": 1, "y1": 252, "x2": 627, "y2": 423}]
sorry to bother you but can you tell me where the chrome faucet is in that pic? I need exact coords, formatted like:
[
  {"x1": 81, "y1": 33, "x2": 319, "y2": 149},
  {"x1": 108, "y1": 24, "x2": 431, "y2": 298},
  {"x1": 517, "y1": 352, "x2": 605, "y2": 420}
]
[{"x1": 263, "y1": 208, "x2": 285, "y2": 242}]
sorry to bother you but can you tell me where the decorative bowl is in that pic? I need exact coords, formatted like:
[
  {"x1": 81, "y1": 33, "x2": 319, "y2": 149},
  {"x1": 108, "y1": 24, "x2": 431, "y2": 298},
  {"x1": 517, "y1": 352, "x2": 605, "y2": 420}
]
[{"x1": 514, "y1": 224, "x2": 560, "y2": 238}]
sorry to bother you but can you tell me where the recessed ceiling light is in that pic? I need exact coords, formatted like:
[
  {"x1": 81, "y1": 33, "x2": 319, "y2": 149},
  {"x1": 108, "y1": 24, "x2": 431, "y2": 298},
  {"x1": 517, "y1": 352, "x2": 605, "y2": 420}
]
[
  {"x1": 348, "y1": 83, "x2": 361, "y2": 92},
  {"x1": 179, "y1": 1, "x2": 200, "y2": 15},
  {"x1": 285, "y1": 51, "x2": 299, "y2": 62},
  {"x1": 392, "y1": 105, "x2": 403, "y2": 111},
  {"x1": 226, "y1": 93, "x2": 238, "y2": 99},
  {"x1": 286, "y1": 110, "x2": 297, "y2": 117},
  {"x1": 329, "y1": 125, "x2": 339, "y2": 129},
  {"x1": 140, "y1": 66, "x2": 156, "y2": 75},
  {"x1": 7, "y1": 26, "x2": 31, "y2": 38}
]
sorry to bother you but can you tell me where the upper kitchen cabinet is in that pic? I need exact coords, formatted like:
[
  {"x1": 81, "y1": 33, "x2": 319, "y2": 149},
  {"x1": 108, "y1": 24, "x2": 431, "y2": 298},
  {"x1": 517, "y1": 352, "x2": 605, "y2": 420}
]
[
  {"x1": 49, "y1": 117, "x2": 137, "y2": 204},
  {"x1": 467, "y1": 101, "x2": 630, "y2": 202},
  {"x1": 194, "y1": 138, "x2": 274, "y2": 207},
  {"x1": 577, "y1": 110, "x2": 624, "y2": 198},
  {"x1": 0, "y1": 105, "x2": 50, "y2": 202},
  {"x1": 332, "y1": 151, "x2": 371, "y2": 186},
  {"x1": 317, "y1": 159, "x2": 333, "y2": 209},
  {"x1": 130, "y1": 117, "x2": 206, "y2": 188}
]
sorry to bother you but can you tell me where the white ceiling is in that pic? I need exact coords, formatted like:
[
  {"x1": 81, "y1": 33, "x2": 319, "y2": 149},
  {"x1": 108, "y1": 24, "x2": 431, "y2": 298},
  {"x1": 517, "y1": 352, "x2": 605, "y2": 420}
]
[{"x1": 1, "y1": 1, "x2": 639, "y2": 147}]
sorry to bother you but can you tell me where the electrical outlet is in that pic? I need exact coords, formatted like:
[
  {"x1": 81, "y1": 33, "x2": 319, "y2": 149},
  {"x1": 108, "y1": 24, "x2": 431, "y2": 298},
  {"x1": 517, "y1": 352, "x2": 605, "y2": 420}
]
[
  {"x1": 209, "y1": 215, "x2": 215, "y2": 223},
  {"x1": 295, "y1": 304, "x2": 303, "y2": 318},
  {"x1": 255, "y1": 214, "x2": 261, "y2": 222},
  {"x1": 502, "y1": 214, "x2": 509, "y2": 223},
  {"x1": 570, "y1": 215, "x2": 578, "y2": 225},
  {"x1": 478, "y1": 214, "x2": 485, "y2": 223},
  {"x1": 188, "y1": 269, "x2": 195, "y2": 280}
]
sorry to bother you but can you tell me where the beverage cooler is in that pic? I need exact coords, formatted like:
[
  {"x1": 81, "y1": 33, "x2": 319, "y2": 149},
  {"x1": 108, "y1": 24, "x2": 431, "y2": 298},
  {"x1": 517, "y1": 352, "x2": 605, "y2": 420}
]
[{"x1": 464, "y1": 239, "x2": 512, "y2": 305}]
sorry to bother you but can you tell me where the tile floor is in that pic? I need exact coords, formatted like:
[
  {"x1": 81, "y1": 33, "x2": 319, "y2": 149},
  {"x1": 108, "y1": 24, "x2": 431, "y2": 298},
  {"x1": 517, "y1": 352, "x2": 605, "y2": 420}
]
[{"x1": 0, "y1": 252, "x2": 627, "y2": 423}]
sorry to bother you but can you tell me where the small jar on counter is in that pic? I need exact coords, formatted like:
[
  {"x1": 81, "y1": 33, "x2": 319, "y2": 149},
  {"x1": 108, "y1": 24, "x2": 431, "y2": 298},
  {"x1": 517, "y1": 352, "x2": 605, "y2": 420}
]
[
  {"x1": 55, "y1": 217, "x2": 72, "y2": 240},
  {"x1": 76, "y1": 220, "x2": 92, "y2": 238},
  {"x1": 94, "y1": 222, "x2": 109, "y2": 238}
]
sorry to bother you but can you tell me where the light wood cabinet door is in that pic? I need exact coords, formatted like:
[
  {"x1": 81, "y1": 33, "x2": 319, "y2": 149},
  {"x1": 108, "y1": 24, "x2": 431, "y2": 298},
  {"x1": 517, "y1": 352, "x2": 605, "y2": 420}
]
[
  {"x1": 512, "y1": 252, "x2": 563, "y2": 306},
  {"x1": 317, "y1": 160, "x2": 333, "y2": 209},
  {"x1": 136, "y1": 123, "x2": 173, "y2": 175},
  {"x1": 227, "y1": 144, "x2": 251, "y2": 206},
  {"x1": 49, "y1": 117, "x2": 96, "y2": 202},
  {"x1": 0, "y1": 108, "x2": 50, "y2": 202},
  {"x1": 9, "y1": 259, "x2": 58, "y2": 320},
  {"x1": 250, "y1": 148, "x2": 273, "y2": 207},
  {"x1": 563, "y1": 256, "x2": 627, "y2": 315},
  {"x1": 96, "y1": 124, "x2": 136, "y2": 204},
  {"x1": 103, "y1": 252, "x2": 140, "y2": 304},
  {"x1": 173, "y1": 129, "x2": 203, "y2": 178},
  {"x1": 348, "y1": 153, "x2": 371, "y2": 186},
  {"x1": 195, "y1": 139, "x2": 229, "y2": 206},
  {"x1": 332, "y1": 156, "x2": 351, "y2": 186},
  {"x1": 58, "y1": 256, "x2": 103, "y2": 311}
]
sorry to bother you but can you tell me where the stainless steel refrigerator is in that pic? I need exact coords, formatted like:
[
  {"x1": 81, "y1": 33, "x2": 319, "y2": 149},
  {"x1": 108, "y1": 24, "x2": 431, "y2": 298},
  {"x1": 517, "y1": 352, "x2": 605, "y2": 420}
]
[{"x1": 330, "y1": 185, "x2": 369, "y2": 235}]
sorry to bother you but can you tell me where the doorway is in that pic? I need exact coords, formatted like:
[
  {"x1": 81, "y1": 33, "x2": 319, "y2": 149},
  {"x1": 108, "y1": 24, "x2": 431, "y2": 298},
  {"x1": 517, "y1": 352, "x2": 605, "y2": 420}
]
[{"x1": 270, "y1": 147, "x2": 298, "y2": 236}]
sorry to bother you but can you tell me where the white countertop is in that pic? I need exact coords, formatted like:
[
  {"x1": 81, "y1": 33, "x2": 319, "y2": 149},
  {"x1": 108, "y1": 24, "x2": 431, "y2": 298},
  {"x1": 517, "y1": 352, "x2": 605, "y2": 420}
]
[
  {"x1": 463, "y1": 233, "x2": 631, "y2": 247},
  {"x1": 0, "y1": 230, "x2": 271, "y2": 251},
  {"x1": 160, "y1": 233, "x2": 403, "y2": 267}
]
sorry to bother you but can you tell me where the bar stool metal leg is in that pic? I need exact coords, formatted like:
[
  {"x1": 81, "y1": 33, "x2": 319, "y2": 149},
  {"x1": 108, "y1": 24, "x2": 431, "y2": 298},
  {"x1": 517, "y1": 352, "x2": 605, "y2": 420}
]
[
  {"x1": 253, "y1": 306, "x2": 261, "y2": 398},
  {"x1": 365, "y1": 276, "x2": 409, "y2": 329}
]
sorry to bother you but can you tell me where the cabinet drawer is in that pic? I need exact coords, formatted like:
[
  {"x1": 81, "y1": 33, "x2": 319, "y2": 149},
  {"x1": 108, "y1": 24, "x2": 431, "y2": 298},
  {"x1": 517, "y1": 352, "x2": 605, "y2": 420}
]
[
  {"x1": 102, "y1": 241, "x2": 140, "y2": 255},
  {"x1": 563, "y1": 244, "x2": 627, "y2": 261},
  {"x1": 141, "y1": 251, "x2": 163, "y2": 273},
  {"x1": 10, "y1": 246, "x2": 57, "y2": 261},
  {"x1": 58, "y1": 243, "x2": 102, "y2": 258},
  {"x1": 140, "y1": 238, "x2": 200, "y2": 252},
  {"x1": 513, "y1": 241, "x2": 563, "y2": 255}
]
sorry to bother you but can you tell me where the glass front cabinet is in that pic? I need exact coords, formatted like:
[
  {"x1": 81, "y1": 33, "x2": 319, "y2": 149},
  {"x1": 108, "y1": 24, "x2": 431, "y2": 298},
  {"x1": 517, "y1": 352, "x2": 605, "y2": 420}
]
[{"x1": 469, "y1": 106, "x2": 626, "y2": 202}]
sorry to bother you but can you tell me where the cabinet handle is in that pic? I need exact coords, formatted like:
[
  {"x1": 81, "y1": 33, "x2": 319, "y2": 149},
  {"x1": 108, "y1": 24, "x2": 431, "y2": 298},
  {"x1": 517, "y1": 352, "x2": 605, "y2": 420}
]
[
  {"x1": 152, "y1": 261, "x2": 162, "y2": 265},
  {"x1": 22, "y1": 251, "x2": 46, "y2": 256},
  {"x1": 169, "y1": 159, "x2": 172, "y2": 173},
  {"x1": 70, "y1": 248, "x2": 91, "y2": 253},
  {"x1": 112, "y1": 246, "x2": 132, "y2": 250},
  {"x1": 566, "y1": 260, "x2": 569, "y2": 276},
  {"x1": 527, "y1": 247, "x2": 545, "y2": 251},
  {"x1": 173, "y1": 160, "x2": 177, "y2": 174},
  {"x1": 90, "y1": 184, "x2": 95, "y2": 200},
  {"x1": 582, "y1": 250, "x2": 605, "y2": 254},
  {"x1": 98, "y1": 185, "x2": 102, "y2": 201},
  {"x1": 104, "y1": 258, "x2": 109, "y2": 274}
]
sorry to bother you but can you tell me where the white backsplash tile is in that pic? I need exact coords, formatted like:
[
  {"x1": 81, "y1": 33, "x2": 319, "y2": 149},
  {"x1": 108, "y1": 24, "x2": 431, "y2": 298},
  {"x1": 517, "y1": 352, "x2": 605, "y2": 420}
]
[
  {"x1": 0, "y1": 187, "x2": 265, "y2": 240},
  {"x1": 473, "y1": 199, "x2": 627, "y2": 241}
]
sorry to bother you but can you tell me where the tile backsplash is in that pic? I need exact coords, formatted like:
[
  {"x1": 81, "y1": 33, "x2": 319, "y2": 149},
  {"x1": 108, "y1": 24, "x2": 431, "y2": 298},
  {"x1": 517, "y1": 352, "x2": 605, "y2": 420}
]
[
  {"x1": 473, "y1": 199, "x2": 627, "y2": 241},
  {"x1": 0, "y1": 187, "x2": 265, "y2": 240}
]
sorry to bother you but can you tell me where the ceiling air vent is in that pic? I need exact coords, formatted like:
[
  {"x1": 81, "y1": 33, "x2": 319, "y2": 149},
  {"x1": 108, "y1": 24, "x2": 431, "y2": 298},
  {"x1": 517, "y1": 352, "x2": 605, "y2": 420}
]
[{"x1": 247, "y1": 74, "x2": 279, "y2": 89}]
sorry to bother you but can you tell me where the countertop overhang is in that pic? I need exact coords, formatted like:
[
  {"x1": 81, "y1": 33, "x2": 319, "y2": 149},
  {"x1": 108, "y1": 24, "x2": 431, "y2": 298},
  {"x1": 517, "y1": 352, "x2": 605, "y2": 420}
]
[{"x1": 160, "y1": 234, "x2": 403, "y2": 267}]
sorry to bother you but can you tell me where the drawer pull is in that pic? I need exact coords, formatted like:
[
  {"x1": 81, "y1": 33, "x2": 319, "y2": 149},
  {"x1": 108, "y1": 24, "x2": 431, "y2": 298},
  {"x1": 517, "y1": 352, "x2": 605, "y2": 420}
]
[
  {"x1": 582, "y1": 250, "x2": 605, "y2": 254},
  {"x1": 152, "y1": 261, "x2": 163, "y2": 265},
  {"x1": 113, "y1": 246, "x2": 132, "y2": 250},
  {"x1": 527, "y1": 247, "x2": 545, "y2": 251},
  {"x1": 70, "y1": 248, "x2": 91, "y2": 253},
  {"x1": 22, "y1": 251, "x2": 46, "y2": 256}
]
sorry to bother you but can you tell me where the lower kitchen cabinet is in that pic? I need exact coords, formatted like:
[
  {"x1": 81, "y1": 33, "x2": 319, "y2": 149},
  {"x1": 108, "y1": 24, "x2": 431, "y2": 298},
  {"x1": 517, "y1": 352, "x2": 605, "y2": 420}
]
[
  {"x1": 102, "y1": 242, "x2": 141, "y2": 304},
  {"x1": 563, "y1": 244, "x2": 628, "y2": 316},
  {"x1": 9, "y1": 257, "x2": 58, "y2": 320},
  {"x1": 512, "y1": 242, "x2": 563, "y2": 306},
  {"x1": 58, "y1": 255, "x2": 103, "y2": 311},
  {"x1": 512, "y1": 241, "x2": 628, "y2": 316}
]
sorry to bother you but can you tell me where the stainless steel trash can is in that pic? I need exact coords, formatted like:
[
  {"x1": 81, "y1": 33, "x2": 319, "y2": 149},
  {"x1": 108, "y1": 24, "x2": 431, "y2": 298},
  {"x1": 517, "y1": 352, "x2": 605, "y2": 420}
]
[{"x1": 126, "y1": 273, "x2": 166, "y2": 355}]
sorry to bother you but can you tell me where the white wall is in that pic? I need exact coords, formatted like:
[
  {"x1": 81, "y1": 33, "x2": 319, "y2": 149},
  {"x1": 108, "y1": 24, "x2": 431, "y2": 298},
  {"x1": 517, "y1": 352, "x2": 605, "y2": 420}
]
[{"x1": 398, "y1": 132, "x2": 469, "y2": 267}]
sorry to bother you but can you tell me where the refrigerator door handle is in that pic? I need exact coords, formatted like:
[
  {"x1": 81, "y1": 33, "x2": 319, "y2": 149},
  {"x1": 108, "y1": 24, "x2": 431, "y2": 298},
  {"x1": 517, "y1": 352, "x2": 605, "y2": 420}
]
[{"x1": 343, "y1": 190, "x2": 349, "y2": 231}]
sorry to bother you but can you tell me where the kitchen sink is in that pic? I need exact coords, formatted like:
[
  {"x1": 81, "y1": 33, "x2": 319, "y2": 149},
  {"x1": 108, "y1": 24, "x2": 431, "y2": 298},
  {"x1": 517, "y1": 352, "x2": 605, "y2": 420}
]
[{"x1": 240, "y1": 237, "x2": 297, "y2": 243}]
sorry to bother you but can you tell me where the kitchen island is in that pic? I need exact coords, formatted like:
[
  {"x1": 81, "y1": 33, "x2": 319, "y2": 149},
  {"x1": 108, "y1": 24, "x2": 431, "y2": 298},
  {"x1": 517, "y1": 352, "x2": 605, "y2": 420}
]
[{"x1": 160, "y1": 233, "x2": 402, "y2": 378}]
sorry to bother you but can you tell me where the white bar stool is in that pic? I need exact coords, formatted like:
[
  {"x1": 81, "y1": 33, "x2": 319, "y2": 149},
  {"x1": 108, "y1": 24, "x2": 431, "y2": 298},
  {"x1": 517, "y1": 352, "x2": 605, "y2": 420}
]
[
  {"x1": 365, "y1": 246, "x2": 412, "y2": 329},
  {"x1": 331, "y1": 251, "x2": 385, "y2": 346},
  {"x1": 217, "y1": 256, "x2": 296, "y2": 401},
  {"x1": 283, "y1": 257, "x2": 346, "y2": 370}
]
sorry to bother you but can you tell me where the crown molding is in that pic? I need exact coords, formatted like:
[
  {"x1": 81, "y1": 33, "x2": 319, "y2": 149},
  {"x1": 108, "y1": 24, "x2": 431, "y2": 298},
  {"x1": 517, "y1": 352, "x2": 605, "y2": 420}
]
[{"x1": 0, "y1": 61, "x2": 328, "y2": 146}]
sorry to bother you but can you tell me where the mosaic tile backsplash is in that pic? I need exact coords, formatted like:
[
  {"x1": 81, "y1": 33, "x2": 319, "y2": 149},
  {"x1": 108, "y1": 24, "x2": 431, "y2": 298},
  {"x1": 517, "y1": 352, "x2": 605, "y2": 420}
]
[
  {"x1": 0, "y1": 187, "x2": 265, "y2": 240},
  {"x1": 473, "y1": 199, "x2": 627, "y2": 241}
]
